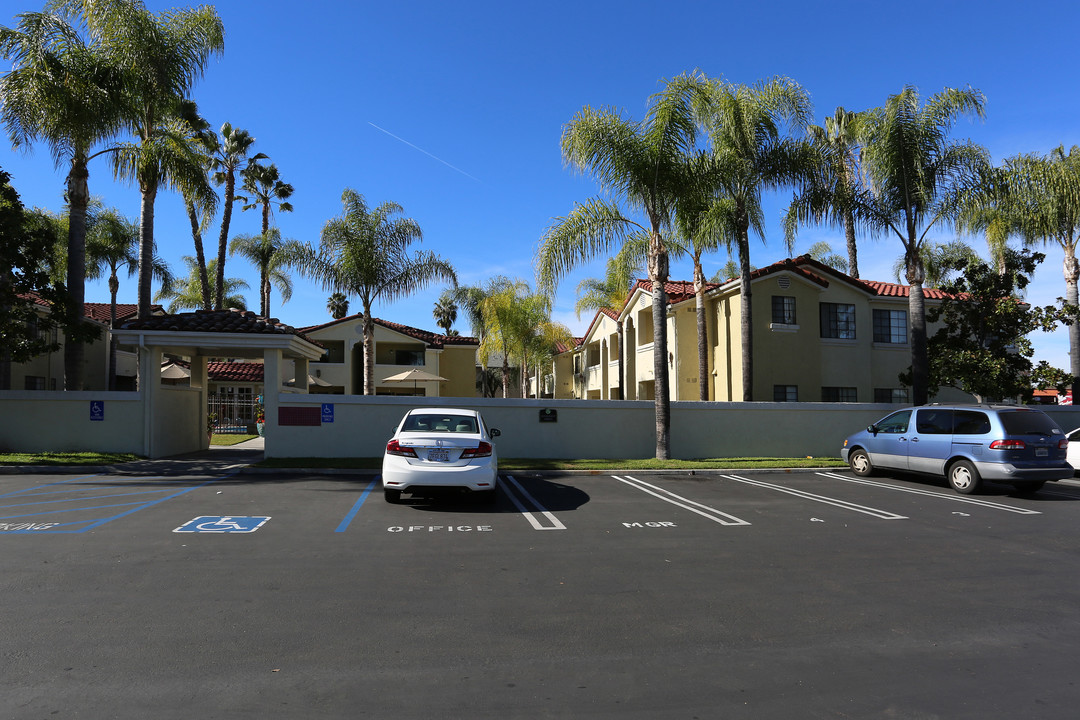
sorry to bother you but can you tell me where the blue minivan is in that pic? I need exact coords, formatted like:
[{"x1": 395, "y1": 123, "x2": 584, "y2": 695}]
[{"x1": 841, "y1": 405, "x2": 1073, "y2": 494}]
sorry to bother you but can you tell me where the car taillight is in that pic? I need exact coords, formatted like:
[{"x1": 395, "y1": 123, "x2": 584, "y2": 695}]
[
  {"x1": 460, "y1": 441, "x2": 492, "y2": 459},
  {"x1": 989, "y1": 439, "x2": 1026, "y2": 450},
  {"x1": 1060, "y1": 438, "x2": 1070, "y2": 450},
  {"x1": 386, "y1": 439, "x2": 417, "y2": 457}
]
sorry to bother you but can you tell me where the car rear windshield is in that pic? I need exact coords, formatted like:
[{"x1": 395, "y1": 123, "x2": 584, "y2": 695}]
[
  {"x1": 402, "y1": 415, "x2": 478, "y2": 433},
  {"x1": 999, "y1": 410, "x2": 1061, "y2": 436}
]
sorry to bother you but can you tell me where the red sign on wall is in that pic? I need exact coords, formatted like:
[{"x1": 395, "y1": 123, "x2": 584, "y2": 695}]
[{"x1": 278, "y1": 406, "x2": 322, "y2": 426}]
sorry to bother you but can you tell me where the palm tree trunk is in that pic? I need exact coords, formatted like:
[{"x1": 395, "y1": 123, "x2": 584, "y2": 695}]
[
  {"x1": 844, "y1": 210, "x2": 858, "y2": 279},
  {"x1": 137, "y1": 173, "x2": 158, "y2": 320},
  {"x1": 738, "y1": 233, "x2": 754, "y2": 402},
  {"x1": 185, "y1": 200, "x2": 212, "y2": 309},
  {"x1": 64, "y1": 160, "x2": 90, "y2": 390},
  {"x1": 501, "y1": 354, "x2": 509, "y2": 399},
  {"x1": 906, "y1": 248, "x2": 928, "y2": 405},
  {"x1": 214, "y1": 171, "x2": 236, "y2": 310},
  {"x1": 1064, "y1": 251, "x2": 1080, "y2": 402},
  {"x1": 694, "y1": 262, "x2": 709, "y2": 401},
  {"x1": 362, "y1": 308, "x2": 375, "y2": 395},
  {"x1": 108, "y1": 273, "x2": 119, "y2": 391},
  {"x1": 649, "y1": 232, "x2": 671, "y2": 460}
]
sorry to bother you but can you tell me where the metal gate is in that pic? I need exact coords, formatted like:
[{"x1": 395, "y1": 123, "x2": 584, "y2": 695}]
[{"x1": 208, "y1": 389, "x2": 259, "y2": 434}]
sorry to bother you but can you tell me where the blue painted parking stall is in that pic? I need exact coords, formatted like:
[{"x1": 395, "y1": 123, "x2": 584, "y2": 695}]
[{"x1": 0, "y1": 472, "x2": 232, "y2": 534}]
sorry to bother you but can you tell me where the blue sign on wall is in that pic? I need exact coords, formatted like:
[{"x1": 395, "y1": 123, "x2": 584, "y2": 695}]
[
  {"x1": 173, "y1": 516, "x2": 271, "y2": 533},
  {"x1": 90, "y1": 401, "x2": 104, "y2": 421},
  {"x1": 321, "y1": 403, "x2": 334, "y2": 423}
]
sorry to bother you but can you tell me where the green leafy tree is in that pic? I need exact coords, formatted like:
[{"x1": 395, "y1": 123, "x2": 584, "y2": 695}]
[
  {"x1": 538, "y1": 72, "x2": 706, "y2": 459},
  {"x1": 291, "y1": 189, "x2": 456, "y2": 394},
  {"x1": 432, "y1": 296, "x2": 457, "y2": 334},
  {"x1": 856, "y1": 86, "x2": 988, "y2": 406},
  {"x1": 241, "y1": 161, "x2": 293, "y2": 236},
  {"x1": 806, "y1": 241, "x2": 848, "y2": 273},
  {"x1": 65, "y1": 0, "x2": 225, "y2": 319},
  {"x1": 575, "y1": 243, "x2": 644, "y2": 400},
  {"x1": 155, "y1": 256, "x2": 246, "y2": 313},
  {"x1": 207, "y1": 123, "x2": 264, "y2": 309},
  {"x1": 911, "y1": 248, "x2": 1072, "y2": 402},
  {"x1": 1, "y1": 10, "x2": 125, "y2": 389},
  {"x1": 228, "y1": 228, "x2": 301, "y2": 318},
  {"x1": 691, "y1": 75, "x2": 815, "y2": 401},
  {"x1": 172, "y1": 101, "x2": 218, "y2": 309}
]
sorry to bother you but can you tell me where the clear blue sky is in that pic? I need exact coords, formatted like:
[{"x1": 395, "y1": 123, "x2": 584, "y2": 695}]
[{"x1": 3, "y1": 0, "x2": 1079, "y2": 369}]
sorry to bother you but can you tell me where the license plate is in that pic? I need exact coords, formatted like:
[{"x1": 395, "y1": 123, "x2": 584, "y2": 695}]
[
  {"x1": 427, "y1": 449, "x2": 450, "y2": 462},
  {"x1": 1036, "y1": 448, "x2": 1048, "y2": 457}
]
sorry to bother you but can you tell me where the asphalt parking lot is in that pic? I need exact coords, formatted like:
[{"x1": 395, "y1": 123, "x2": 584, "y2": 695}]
[{"x1": 4, "y1": 454, "x2": 1080, "y2": 719}]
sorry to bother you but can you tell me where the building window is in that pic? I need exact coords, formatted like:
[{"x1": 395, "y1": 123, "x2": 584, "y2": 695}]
[
  {"x1": 772, "y1": 296, "x2": 796, "y2": 325},
  {"x1": 24, "y1": 375, "x2": 46, "y2": 391},
  {"x1": 394, "y1": 349, "x2": 425, "y2": 366},
  {"x1": 874, "y1": 388, "x2": 909, "y2": 403},
  {"x1": 820, "y1": 303, "x2": 856, "y2": 339},
  {"x1": 873, "y1": 309, "x2": 907, "y2": 344},
  {"x1": 773, "y1": 385, "x2": 798, "y2": 402},
  {"x1": 821, "y1": 386, "x2": 857, "y2": 402},
  {"x1": 321, "y1": 340, "x2": 346, "y2": 363}
]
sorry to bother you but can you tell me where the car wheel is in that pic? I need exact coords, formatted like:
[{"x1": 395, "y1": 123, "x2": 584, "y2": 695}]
[
  {"x1": 1012, "y1": 481, "x2": 1046, "y2": 495},
  {"x1": 848, "y1": 448, "x2": 874, "y2": 477},
  {"x1": 948, "y1": 460, "x2": 981, "y2": 494},
  {"x1": 384, "y1": 488, "x2": 402, "y2": 503}
]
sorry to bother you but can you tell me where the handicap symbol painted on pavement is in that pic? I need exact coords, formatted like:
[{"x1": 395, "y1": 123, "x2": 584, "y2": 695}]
[{"x1": 173, "y1": 516, "x2": 271, "y2": 533}]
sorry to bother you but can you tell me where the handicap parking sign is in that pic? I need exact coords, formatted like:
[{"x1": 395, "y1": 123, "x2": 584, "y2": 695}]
[
  {"x1": 321, "y1": 403, "x2": 334, "y2": 423},
  {"x1": 173, "y1": 516, "x2": 271, "y2": 533},
  {"x1": 90, "y1": 401, "x2": 104, "y2": 421}
]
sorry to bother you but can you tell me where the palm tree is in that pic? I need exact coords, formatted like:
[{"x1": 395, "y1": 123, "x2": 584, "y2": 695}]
[
  {"x1": 537, "y1": 72, "x2": 706, "y2": 460},
  {"x1": 228, "y1": 228, "x2": 301, "y2": 317},
  {"x1": 0, "y1": 10, "x2": 125, "y2": 389},
  {"x1": 173, "y1": 101, "x2": 217, "y2": 309},
  {"x1": 807, "y1": 241, "x2": 848, "y2": 273},
  {"x1": 155, "y1": 256, "x2": 247, "y2": 313},
  {"x1": 66, "y1": 0, "x2": 224, "y2": 320},
  {"x1": 432, "y1": 296, "x2": 458, "y2": 334},
  {"x1": 326, "y1": 292, "x2": 349, "y2": 319},
  {"x1": 999, "y1": 146, "x2": 1080, "y2": 399},
  {"x1": 85, "y1": 205, "x2": 172, "y2": 388},
  {"x1": 241, "y1": 161, "x2": 294, "y2": 236},
  {"x1": 785, "y1": 106, "x2": 869, "y2": 278},
  {"x1": 291, "y1": 189, "x2": 457, "y2": 394},
  {"x1": 574, "y1": 243, "x2": 644, "y2": 400},
  {"x1": 857, "y1": 86, "x2": 988, "y2": 405},
  {"x1": 207, "y1": 123, "x2": 265, "y2": 310},
  {"x1": 691, "y1": 75, "x2": 815, "y2": 402}
]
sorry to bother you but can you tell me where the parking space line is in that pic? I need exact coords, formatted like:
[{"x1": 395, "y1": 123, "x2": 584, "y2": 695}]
[
  {"x1": 335, "y1": 480, "x2": 378, "y2": 533},
  {"x1": 0, "y1": 474, "x2": 104, "y2": 499},
  {"x1": 502, "y1": 475, "x2": 566, "y2": 530},
  {"x1": 0, "y1": 487, "x2": 182, "y2": 511},
  {"x1": 722, "y1": 474, "x2": 908, "y2": 520},
  {"x1": 613, "y1": 476, "x2": 751, "y2": 526},
  {"x1": 815, "y1": 472, "x2": 1042, "y2": 515}
]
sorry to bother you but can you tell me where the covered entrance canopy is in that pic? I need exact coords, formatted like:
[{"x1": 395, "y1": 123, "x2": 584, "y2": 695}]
[{"x1": 112, "y1": 309, "x2": 325, "y2": 458}]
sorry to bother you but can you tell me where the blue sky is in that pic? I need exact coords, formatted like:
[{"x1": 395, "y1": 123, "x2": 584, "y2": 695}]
[{"x1": 3, "y1": 0, "x2": 1079, "y2": 369}]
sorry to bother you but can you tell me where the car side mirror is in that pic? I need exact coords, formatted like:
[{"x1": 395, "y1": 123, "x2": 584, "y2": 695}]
[
  {"x1": 868, "y1": 424, "x2": 878, "y2": 435},
  {"x1": 490, "y1": 428, "x2": 501, "y2": 437}
]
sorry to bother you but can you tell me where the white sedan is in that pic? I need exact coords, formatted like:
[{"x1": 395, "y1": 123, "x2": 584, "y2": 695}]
[
  {"x1": 382, "y1": 408, "x2": 500, "y2": 503},
  {"x1": 1068, "y1": 427, "x2": 1080, "y2": 474}
]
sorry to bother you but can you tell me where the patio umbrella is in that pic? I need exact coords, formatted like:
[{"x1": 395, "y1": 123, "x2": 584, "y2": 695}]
[
  {"x1": 382, "y1": 368, "x2": 448, "y2": 392},
  {"x1": 287, "y1": 374, "x2": 332, "y2": 387},
  {"x1": 160, "y1": 363, "x2": 190, "y2": 380}
]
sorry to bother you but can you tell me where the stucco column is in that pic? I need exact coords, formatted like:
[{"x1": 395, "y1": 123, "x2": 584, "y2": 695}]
[
  {"x1": 190, "y1": 356, "x2": 208, "y2": 448},
  {"x1": 294, "y1": 357, "x2": 309, "y2": 393},
  {"x1": 138, "y1": 345, "x2": 162, "y2": 458},
  {"x1": 263, "y1": 348, "x2": 282, "y2": 445}
]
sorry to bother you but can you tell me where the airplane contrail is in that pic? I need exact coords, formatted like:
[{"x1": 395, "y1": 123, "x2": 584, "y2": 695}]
[{"x1": 367, "y1": 122, "x2": 481, "y2": 182}]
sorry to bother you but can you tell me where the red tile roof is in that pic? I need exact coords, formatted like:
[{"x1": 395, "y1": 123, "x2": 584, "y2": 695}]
[
  {"x1": 207, "y1": 361, "x2": 264, "y2": 382},
  {"x1": 18, "y1": 292, "x2": 162, "y2": 321},
  {"x1": 299, "y1": 314, "x2": 479, "y2": 349},
  {"x1": 120, "y1": 308, "x2": 320, "y2": 345}
]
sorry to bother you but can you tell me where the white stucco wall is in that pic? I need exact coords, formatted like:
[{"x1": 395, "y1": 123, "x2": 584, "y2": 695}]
[{"x1": 0, "y1": 391, "x2": 145, "y2": 454}]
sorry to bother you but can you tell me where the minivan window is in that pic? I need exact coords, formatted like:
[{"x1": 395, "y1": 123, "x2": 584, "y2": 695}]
[
  {"x1": 999, "y1": 410, "x2": 1062, "y2": 436},
  {"x1": 916, "y1": 409, "x2": 953, "y2": 434},
  {"x1": 953, "y1": 410, "x2": 991, "y2": 435},
  {"x1": 875, "y1": 410, "x2": 911, "y2": 434}
]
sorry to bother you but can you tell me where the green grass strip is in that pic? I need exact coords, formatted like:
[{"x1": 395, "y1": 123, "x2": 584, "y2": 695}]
[{"x1": 0, "y1": 452, "x2": 142, "y2": 466}]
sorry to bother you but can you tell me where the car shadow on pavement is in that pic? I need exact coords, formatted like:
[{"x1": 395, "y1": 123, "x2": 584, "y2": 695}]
[{"x1": 394, "y1": 475, "x2": 590, "y2": 514}]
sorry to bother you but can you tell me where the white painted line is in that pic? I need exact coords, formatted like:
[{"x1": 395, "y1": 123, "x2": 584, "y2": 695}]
[
  {"x1": 502, "y1": 475, "x2": 566, "y2": 531},
  {"x1": 613, "y1": 476, "x2": 751, "y2": 526},
  {"x1": 722, "y1": 475, "x2": 907, "y2": 520},
  {"x1": 815, "y1": 472, "x2": 1041, "y2": 515}
]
